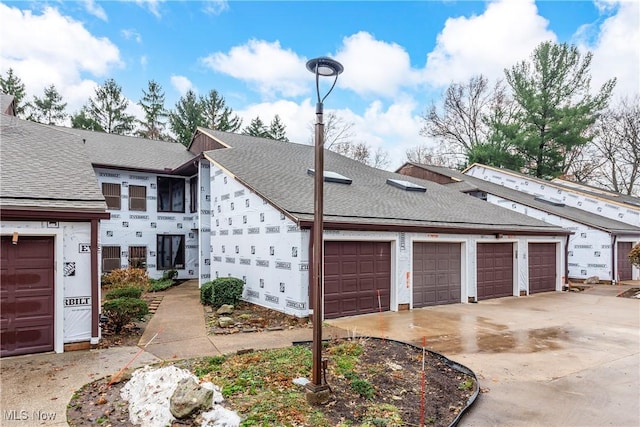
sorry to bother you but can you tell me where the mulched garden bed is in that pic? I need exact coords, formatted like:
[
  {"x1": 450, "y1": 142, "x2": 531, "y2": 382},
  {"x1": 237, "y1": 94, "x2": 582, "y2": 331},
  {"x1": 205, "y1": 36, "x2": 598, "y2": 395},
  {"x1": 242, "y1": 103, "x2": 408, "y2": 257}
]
[
  {"x1": 67, "y1": 338, "x2": 478, "y2": 426},
  {"x1": 205, "y1": 301, "x2": 312, "y2": 334}
]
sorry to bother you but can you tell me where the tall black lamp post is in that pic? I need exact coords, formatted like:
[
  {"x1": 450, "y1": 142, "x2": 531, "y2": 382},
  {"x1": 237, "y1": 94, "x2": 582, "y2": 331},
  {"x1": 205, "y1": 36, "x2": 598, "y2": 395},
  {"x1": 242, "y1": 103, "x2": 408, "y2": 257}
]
[{"x1": 305, "y1": 56, "x2": 343, "y2": 402}]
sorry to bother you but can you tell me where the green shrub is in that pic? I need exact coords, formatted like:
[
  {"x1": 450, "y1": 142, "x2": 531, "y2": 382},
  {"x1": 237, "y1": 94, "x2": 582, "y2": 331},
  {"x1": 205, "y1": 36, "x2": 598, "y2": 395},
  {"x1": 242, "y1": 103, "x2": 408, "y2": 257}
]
[
  {"x1": 104, "y1": 286, "x2": 143, "y2": 300},
  {"x1": 350, "y1": 378, "x2": 375, "y2": 399},
  {"x1": 162, "y1": 269, "x2": 178, "y2": 280},
  {"x1": 149, "y1": 278, "x2": 173, "y2": 292},
  {"x1": 201, "y1": 281, "x2": 215, "y2": 305},
  {"x1": 200, "y1": 277, "x2": 244, "y2": 307},
  {"x1": 102, "y1": 297, "x2": 149, "y2": 333}
]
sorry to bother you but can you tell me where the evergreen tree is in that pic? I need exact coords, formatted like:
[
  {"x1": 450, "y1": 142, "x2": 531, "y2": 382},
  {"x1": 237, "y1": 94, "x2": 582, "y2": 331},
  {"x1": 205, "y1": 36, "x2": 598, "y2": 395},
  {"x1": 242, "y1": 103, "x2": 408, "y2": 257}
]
[
  {"x1": 137, "y1": 80, "x2": 168, "y2": 140},
  {"x1": 201, "y1": 89, "x2": 242, "y2": 132},
  {"x1": 28, "y1": 84, "x2": 67, "y2": 125},
  {"x1": 168, "y1": 90, "x2": 206, "y2": 146},
  {"x1": 71, "y1": 107, "x2": 104, "y2": 132},
  {"x1": 242, "y1": 116, "x2": 269, "y2": 138},
  {"x1": 0, "y1": 68, "x2": 28, "y2": 116},
  {"x1": 268, "y1": 115, "x2": 289, "y2": 141},
  {"x1": 505, "y1": 42, "x2": 616, "y2": 178},
  {"x1": 84, "y1": 78, "x2": 136, "y2": 134}
]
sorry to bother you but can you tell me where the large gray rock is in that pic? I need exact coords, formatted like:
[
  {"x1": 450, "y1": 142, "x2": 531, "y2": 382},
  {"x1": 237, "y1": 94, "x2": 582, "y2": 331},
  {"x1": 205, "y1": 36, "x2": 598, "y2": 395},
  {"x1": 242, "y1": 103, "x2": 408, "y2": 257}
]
[
  {"x1": 218, "y1": 316, "x2": 235, "y2": 328},
  {"x1": 170, "y1": 377, "x2": 213, "y2": 419},
  {"x1": 216, "y1": 304, "x2": 234, "y2": 315}
]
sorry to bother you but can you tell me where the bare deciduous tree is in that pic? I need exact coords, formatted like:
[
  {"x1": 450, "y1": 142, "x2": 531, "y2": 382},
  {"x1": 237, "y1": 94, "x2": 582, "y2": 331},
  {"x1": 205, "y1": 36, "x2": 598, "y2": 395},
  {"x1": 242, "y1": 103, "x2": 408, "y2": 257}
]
[
  {"x1": 421, "y1": 75, "x2": 509, "y2": 155},
  {"x1": 587, "y1": 96, "x2": 640, "y2": 196},
  {"x1": 405, "y1": 144, "x2": 458, "y2": 168},
  {"x1": 310, "y1": 112, "x2": 390, "y2": 169}
]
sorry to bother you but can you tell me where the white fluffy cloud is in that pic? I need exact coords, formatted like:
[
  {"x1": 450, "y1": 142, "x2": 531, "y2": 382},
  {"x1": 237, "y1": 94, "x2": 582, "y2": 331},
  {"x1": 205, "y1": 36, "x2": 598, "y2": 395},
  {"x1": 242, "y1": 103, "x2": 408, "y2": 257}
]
[
  {"x1": 201, "y1": 39, "x2": 309, "y2": 98},
  {"x1": 135, "y1": 0, "x2": 164, "y2": 18},
  {"x1": 424, "y1": 0, "x2": 556, "y2": 86},
  {"x1": 235, "y1": 97, "x2": 423, "y2": 170},
  {"x1": 335, "y1": 32, "x2": 422, "y2": 98},
  {"x1": 203, "y1": 0, "x2": 229, "y2": 16},
  {"x1": 122, "y1": 29, "x2": 142, "y2": 43},
  {"x1": 578, "y1": 0, "x2": 639, "y2": 99},
  {"x1": 170, "y1": 75, "x2": 194, "y2": 96},
  {"x1": 83, "y1": 0, "x2": 107, "y2": 21},
  {"x1": 0, "y1": 4, "x2": 122, "y2": 112},
  {"x1": 236, "y1": 99, "x2": 315, "y2": 144}
]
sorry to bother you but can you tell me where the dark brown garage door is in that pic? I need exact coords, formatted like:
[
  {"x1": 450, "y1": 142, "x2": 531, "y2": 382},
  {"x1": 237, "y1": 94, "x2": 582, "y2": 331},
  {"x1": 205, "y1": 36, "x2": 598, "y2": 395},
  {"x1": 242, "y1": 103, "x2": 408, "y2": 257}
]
[
  {"x1": 477, "y1": 243, "x2": 513, "y2": 300},
  {"x1": 1, "y1": 236, "x2": 55, "y2": 357},
  {"x1": 617, "y1": 242, "x2": 633, "y2": 281},
  {"x1": 528, "y1": 243, "x2": 557, "y2": 294},
  {"x1": 413, "y1": 242, "x2": 461, "y2": 307},
  {"x1": 324, "y1": 241, "x2": 391, "y2": 319}
]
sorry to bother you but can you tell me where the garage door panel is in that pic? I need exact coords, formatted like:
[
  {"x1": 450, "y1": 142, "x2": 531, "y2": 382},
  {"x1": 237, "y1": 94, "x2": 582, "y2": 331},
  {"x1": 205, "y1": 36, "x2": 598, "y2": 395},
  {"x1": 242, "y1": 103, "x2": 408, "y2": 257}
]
[
  {"x1": 1, "y1": 236, "x2": 54, "y2": 357},
  {"x1": 413, "y1": 242, "x2": 461, "y2": 307},
  {"x1": 529, "y1": 243, "x2": 557, "y2": 294},
  {"x1": 617, "y1": 242, "x2": 633, "y2": 281},
  {"x1": 324, "y1": 241, "x2": 391, "y2": 319},
  {"x1": 477, "y1": 243, "x2": 513, "y2": 300}
]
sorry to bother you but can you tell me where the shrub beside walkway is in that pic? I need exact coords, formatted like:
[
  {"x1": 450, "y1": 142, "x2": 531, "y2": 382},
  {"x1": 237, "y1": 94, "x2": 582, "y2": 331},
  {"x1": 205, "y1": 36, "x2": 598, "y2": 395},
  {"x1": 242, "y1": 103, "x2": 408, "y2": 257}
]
[{"x1": 138, "y1": 280, "x2": 347, "y2": 360}]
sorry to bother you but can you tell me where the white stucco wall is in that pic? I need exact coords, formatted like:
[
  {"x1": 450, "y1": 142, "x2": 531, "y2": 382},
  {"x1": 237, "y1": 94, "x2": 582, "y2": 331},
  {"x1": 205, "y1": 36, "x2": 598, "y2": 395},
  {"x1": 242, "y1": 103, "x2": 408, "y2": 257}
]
[
  {"x1": 95, "y1": 168, "x2": 198, "y2": 279},
  {"x1": 466, "y1": 165, "x2": 640, "y2": 227},
  {"x1": 1, "y1": 220, "x2": 95, "y2": 351}
]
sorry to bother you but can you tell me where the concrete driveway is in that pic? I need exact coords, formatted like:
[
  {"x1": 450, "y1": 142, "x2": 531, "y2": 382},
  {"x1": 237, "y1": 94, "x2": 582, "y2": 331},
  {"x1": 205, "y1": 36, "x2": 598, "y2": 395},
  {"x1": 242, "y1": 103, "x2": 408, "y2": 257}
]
[{"x1": 327, "y1": 289, "x2": 640, "y2": 427}]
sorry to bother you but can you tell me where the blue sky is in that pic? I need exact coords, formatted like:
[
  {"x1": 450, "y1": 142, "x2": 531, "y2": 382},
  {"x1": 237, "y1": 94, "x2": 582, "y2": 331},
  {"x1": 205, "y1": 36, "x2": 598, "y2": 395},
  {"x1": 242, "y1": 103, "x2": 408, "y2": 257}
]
[{"x1": 1, "y1": 0, "x2": 638, "y2": 169}]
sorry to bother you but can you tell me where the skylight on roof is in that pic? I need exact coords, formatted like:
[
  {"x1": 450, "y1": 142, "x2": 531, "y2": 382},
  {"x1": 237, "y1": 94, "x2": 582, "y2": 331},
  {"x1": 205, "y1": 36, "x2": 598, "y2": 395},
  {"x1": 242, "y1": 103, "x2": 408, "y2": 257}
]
[
  {"x1": 386, "y1": 178, "x2": 427, "y2": 192},
  {"x1": 307, "y1": 169, "x2": 352, "y2": 185},
  {"x1": 534, "y1": 196, "x2": 565, "y2": 207}
]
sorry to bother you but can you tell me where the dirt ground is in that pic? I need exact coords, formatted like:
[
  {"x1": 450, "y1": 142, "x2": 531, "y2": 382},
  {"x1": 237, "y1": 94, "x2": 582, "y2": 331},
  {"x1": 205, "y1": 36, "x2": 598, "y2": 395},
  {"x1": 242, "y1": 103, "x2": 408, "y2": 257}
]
[
  {"x1": 205, "y1": 300, "x2": 312, "y2": 334},
  {"x1": 67, "y1": 339, "x2": 475, "y2": 427},
  {"x1": 70, "y1": 300, "x2": 477, "y2": 426}
]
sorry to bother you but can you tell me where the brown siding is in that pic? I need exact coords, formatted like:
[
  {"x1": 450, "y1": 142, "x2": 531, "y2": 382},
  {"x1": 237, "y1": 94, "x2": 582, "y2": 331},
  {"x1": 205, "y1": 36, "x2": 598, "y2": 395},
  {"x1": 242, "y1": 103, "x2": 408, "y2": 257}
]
[
  {"x1": 189, "y1": 132, "x2": 228, "y2": 154},
  {"x1": 397, "y1": 164, "x2": 455, "y2": 184}
]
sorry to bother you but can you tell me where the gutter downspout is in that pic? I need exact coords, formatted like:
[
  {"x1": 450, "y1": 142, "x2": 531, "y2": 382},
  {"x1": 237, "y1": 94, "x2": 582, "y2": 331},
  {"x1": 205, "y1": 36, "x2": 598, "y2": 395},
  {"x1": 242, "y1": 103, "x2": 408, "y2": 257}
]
[
  {"x1": 611, "y1": 235, "x2": 618, "y2": 285},
  {"x1": 565, "y1": 234, "x2": 570, "y2": 289}
]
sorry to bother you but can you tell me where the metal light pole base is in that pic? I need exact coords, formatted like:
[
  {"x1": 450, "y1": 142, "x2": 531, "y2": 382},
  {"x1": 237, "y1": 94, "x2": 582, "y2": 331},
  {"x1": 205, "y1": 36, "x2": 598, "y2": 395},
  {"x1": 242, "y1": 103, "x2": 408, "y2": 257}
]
[{"x1": 305, "y1": 383, "x2": 331, "y2": 404}]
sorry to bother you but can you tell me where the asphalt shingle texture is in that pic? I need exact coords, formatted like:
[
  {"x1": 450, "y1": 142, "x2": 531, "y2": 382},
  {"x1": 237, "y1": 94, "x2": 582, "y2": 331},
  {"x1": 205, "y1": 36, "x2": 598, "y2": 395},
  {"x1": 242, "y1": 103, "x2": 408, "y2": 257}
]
[
  {"x1": 202, "y1": 130, "x2": 568, "y2": 234},
  {"x1": 57, "y1": 127, "x2": 196, "y2": 171},
  {"x1": 409, "y1": 163, "x2": 640, "y2": 235},
  {"x1": 0, "y1": 115, "x2": 106, "y2": 211}
]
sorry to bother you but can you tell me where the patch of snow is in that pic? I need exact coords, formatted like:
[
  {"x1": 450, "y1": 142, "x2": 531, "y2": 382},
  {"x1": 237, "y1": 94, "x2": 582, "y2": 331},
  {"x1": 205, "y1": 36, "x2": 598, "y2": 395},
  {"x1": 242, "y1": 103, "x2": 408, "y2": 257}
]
[
  {"x1": 120, "y1": 365, "x2": 240, "y2": 427},
  {"x1": 201, "y1": 406, "x2": 242, "y2": 427}
]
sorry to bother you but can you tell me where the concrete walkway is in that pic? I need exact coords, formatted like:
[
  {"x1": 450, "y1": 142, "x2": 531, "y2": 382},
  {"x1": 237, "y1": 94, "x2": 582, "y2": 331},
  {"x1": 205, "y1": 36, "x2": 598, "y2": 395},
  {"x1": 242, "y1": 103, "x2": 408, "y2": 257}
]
[
  {"x1": 328, "y1": 289, "x2": 640, "y2": 427},
  {"x1": 0, "y1": 279, "x2": 345, "y2": 426},
  {"x1": 0, "y1": 346, "x2": 159, "y2": 427},
  {"x1": 139, "y1": 279, "x2": 346, "y2": 360}
]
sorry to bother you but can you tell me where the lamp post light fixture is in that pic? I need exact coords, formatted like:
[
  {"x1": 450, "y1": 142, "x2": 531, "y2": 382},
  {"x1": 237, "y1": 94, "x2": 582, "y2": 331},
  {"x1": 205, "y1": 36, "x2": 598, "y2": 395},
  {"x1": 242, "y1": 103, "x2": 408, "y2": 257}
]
[{"x1": 305, "y1": 56, "x2": 343, "y2": 402}]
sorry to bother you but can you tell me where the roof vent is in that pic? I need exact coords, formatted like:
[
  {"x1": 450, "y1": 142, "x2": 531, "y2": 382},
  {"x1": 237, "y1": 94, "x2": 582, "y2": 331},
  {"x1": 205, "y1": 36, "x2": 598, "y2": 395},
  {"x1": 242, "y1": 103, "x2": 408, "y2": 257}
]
[
  {"x1": 307, "y1": 169, "x2": 352, "y2": 185},
  {"x1": 534, "y1": 196, "x2": 565, "y2": 207},
  {"x1": 386, "y1": 178, "x2": 427, "y2": 192}
]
